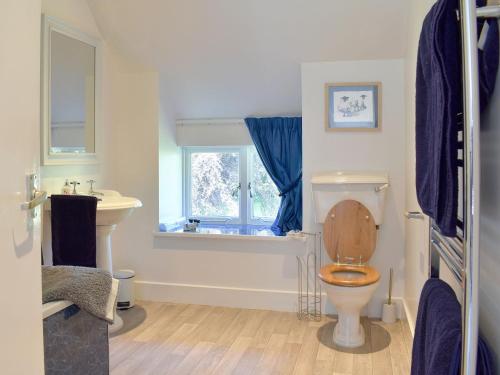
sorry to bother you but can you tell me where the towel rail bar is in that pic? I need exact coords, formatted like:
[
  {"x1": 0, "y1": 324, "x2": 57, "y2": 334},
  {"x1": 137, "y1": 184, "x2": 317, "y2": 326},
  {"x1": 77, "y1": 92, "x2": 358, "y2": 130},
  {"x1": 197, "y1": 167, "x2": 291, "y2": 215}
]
[
  {"x1": 477, "y1": 5, "x2": 500, "y2": 18},
  {"x1": 431, "y1": 233, "x2": 463, "y2": 270},
  {"x1": 431, "y1": 239, "x2": 464, "y2": 284},
  {"x1": 48, "y1": 195, "x2": 103, "y2": 202},
  {"x1": 459, "y1": 1, "x2": 481, "y2": 374},
  {"x1": 431, "y1": 226, "x2": 464, "y2": 260}
]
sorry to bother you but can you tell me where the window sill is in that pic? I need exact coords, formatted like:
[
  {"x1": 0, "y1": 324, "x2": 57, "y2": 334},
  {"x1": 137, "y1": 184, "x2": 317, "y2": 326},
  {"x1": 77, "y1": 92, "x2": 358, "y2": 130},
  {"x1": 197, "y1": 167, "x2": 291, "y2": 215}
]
[
  {"x1": 153, "y1": 231, "x2": 294, "y2": 241},
  {"x1": 154, "y1": 223, "x2": 306, "y2": 242}
]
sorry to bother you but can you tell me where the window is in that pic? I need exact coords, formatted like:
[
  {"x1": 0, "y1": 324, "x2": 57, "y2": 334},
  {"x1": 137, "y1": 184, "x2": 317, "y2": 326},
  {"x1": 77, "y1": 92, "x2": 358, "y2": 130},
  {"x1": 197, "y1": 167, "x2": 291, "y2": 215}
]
[
  {"x1": 183, "y1": 146, "x2": 280, "y2": 224},
  {"x1": 189, "y1": 149, "x2": 240, "y2": 218}
]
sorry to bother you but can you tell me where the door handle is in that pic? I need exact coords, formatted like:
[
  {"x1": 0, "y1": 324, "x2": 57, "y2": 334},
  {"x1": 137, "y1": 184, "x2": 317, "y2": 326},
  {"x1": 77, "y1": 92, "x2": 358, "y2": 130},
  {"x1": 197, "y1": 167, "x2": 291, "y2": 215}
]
[
  {"x1": 21, "y1": 190, "x2": 48, "y2": 210},
  {"x1": 405, "y1": 211, "x2": 425, "y2": 219}
]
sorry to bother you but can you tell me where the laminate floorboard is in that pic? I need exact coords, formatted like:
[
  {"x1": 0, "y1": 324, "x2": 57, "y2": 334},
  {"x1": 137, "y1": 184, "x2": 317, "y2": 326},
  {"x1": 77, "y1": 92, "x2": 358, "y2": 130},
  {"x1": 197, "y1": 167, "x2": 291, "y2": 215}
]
[{"x1": 110, "y1": 302, "x2": 412, "y2": 375}]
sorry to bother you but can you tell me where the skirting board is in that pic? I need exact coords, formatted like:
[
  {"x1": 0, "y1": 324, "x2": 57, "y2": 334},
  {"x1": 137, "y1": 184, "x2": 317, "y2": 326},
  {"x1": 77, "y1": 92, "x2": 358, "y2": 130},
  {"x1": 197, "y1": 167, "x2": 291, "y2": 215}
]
[
  {"x1": 402, "y1": 298, "x2": 417, "y2": 336},
  {"x1": 134, "y1": 280, "x2": 319, "y2": 312},
  {"x1": 134, "y1": 280, "x2": 405, "y2": 319}
]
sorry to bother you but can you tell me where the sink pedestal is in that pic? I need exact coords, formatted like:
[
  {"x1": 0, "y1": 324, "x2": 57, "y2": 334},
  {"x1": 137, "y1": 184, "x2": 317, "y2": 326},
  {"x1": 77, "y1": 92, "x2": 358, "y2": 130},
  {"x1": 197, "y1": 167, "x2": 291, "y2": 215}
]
[
  {"x1": 96, "y1": 224, "x2": 124, "y2": 334},
  {"x1": 96, "y1": 225, "x2": 116, "y2": 274}
]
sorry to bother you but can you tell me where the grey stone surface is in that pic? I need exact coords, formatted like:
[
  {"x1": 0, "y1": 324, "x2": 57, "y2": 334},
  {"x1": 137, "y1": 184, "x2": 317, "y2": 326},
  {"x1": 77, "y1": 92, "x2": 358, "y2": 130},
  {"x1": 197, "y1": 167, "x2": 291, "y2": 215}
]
[{"x1": 44, "y1": 305, "x2": 109, "y2": 375}]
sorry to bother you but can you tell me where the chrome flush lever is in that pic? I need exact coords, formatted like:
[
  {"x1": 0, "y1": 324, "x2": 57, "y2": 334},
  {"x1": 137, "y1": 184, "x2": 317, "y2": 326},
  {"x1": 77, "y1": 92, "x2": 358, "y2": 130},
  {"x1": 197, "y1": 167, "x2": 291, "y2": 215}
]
[{"x1": 405, "y1": 211, "x2": 425, "y2": 219}]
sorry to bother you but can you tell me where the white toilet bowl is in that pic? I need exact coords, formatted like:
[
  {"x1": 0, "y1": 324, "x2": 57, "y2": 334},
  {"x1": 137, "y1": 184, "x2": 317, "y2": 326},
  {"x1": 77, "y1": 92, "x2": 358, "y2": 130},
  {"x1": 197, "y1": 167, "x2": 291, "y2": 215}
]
[{"x1": 322, "y1": 278, "x2": 380, "y2": 347}]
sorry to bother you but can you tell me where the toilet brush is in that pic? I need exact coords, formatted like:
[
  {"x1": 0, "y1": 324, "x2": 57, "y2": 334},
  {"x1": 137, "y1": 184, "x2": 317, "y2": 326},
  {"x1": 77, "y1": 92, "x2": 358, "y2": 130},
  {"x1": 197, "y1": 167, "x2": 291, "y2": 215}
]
[
  {"x1": 388, "y1": 268, "x2": 393, "y2": 306},
  {"x1": 382, "y1": 268, "x2": 397, "y2": 323}
]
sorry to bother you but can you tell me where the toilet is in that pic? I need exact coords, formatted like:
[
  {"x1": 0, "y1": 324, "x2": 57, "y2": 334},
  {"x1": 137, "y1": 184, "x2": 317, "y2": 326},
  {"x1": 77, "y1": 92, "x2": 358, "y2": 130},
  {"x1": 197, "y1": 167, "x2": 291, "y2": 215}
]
[{"x1": 312, "y1": 171, "x2": 389, "y2": 348}]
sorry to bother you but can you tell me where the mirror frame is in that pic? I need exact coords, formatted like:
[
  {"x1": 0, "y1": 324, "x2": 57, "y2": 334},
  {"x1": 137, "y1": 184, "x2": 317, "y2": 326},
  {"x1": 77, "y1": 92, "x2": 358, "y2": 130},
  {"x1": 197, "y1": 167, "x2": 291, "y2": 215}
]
[{"x1": 41, "y1": 15, "x2": 101, "y2": 166}]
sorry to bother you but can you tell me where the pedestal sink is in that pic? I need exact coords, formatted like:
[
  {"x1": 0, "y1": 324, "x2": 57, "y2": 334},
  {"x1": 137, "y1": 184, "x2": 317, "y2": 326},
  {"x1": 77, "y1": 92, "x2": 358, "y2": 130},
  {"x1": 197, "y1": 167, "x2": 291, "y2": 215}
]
[
  {"x1": 42, "y1": 190, "x2": 142, "y2": 333},
  {"x1": 94, "y1": 191, "x2": 142, "y2": 333},
  {"x1": 92, "y1": 191, "x2": 143, "y2": 274}
]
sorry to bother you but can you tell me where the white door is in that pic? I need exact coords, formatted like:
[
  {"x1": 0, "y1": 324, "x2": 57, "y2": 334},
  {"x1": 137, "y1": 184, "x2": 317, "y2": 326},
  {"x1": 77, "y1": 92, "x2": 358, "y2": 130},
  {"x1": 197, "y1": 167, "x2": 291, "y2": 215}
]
[{"x1": 0, "y1": 1, "x2": 44, "y2": 374}]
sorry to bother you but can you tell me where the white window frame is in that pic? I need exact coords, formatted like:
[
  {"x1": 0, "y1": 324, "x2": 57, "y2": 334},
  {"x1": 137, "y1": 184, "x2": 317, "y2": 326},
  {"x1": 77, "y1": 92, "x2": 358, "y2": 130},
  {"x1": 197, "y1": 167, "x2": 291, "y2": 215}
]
[
  {"x1": 183, "y1": 146, "x2": 277, "y2": 225},
  {"x1": 246, "y1": 147, "x2": 280, "y2": 225}
]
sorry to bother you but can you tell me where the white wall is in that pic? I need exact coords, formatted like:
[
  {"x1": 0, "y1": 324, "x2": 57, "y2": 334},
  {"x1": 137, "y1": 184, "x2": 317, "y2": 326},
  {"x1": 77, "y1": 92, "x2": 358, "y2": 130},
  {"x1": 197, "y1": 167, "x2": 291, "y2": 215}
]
[
  {"x1": 159, "y1": 87, "x2": 183, "y2": 223},
  {"x1": 302, "y1": 60, "x2": 406, "y2": 317},
  {"x1": 103, "y1": 57, "x2": 162, "y2": 282},
  {"x1": 87, "y1": 0, "x2": 410, "y2": 120},
  {"x1": 478, "y1": 23, "x2": 500, "y2": 372}
]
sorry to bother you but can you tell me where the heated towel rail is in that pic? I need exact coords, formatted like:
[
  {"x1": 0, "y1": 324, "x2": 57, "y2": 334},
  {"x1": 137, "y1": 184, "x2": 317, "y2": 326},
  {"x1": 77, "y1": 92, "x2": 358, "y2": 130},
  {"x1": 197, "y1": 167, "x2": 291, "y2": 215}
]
[{"x1": 428, "y1": 2, "x2": 500, "y2": 374}]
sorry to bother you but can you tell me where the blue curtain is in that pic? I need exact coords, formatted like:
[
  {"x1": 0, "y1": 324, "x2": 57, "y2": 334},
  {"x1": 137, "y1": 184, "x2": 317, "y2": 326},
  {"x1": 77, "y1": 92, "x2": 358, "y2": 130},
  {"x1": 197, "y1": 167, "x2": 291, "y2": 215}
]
[{"x1": 245, "y1": 117, "x2": 302, "y2": 235}]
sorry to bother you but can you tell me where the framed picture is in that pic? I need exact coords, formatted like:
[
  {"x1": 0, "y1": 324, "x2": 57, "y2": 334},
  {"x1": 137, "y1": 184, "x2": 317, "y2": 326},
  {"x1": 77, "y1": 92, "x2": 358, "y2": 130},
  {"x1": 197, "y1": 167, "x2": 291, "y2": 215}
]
[{"x1": 325, "y1": 82, "x2": 381, "y2": 131}]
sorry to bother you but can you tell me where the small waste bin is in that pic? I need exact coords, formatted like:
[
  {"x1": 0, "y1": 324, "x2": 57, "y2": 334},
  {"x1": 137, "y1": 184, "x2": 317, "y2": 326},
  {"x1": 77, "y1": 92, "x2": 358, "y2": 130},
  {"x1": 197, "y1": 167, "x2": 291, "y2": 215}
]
[{"x1": 114, "y1": 269, "x2": 135, "y2": 310}]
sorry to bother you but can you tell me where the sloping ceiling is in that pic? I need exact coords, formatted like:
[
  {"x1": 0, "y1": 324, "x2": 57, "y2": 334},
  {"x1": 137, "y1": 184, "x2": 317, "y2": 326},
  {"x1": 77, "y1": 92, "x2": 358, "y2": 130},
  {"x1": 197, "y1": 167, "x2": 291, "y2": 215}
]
[{"x1": 87, "y1": 0, "x2": 410, "y2": 118}]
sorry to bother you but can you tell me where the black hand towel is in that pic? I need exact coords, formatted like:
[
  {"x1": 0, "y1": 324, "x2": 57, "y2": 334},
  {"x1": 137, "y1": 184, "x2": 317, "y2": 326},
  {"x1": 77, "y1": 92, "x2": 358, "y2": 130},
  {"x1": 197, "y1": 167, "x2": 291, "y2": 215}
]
[
  {"x1": 50, "y1": 195, "x2": 98, "y2": 268},
  {"x1": 411, "y1": 278, "x2": 493, "y2": 375}
]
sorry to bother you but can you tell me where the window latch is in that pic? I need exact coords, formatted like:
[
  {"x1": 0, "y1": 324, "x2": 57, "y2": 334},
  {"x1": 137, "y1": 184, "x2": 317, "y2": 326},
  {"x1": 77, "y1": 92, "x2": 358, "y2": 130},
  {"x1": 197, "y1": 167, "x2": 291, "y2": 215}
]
[
  {"x1": 248, "y1": 182, "x2": 253, "y2": 198},
  {"x1": 231, "y1": 183, "x2": 241, "y2": 198}
]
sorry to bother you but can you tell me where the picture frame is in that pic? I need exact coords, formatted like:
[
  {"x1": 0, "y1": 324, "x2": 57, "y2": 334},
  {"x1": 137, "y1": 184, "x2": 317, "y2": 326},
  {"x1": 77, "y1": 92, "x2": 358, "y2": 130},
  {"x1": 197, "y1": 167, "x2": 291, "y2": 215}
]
[{"x1": 325, "y1": 82, "x2": 382, "y2": 131}]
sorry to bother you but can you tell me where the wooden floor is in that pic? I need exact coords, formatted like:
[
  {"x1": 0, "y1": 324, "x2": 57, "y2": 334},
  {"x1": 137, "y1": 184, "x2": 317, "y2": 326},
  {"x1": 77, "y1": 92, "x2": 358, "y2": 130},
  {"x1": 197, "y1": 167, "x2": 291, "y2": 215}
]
[{"x1": 110, "y1": 301, "x2": 413, "y2": 375}]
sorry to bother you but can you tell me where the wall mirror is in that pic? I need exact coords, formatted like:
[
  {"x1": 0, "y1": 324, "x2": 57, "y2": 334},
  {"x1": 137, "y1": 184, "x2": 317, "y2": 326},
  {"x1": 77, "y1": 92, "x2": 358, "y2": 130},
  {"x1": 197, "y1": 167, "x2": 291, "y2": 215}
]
[{"x1": 41, "y1": 15, "x2": 100, "y2": 165}]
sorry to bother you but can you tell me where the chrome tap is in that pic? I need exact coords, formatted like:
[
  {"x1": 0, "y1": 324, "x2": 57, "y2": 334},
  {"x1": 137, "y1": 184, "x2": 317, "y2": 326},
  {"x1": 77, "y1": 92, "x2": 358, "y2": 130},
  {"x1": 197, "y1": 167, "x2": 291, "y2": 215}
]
[
  {"x1": 69, "y1": 181, "x2": 80, "y2": 195},
  {"x1": 87, "y1": 179, "x2": 104, "y2": 196}
]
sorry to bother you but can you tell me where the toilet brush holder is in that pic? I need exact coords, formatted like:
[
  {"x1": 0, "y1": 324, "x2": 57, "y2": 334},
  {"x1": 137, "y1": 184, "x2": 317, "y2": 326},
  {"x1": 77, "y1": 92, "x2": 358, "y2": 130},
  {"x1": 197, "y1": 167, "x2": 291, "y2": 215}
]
[
  {"x1": 382, "y1": 302, "x2": 397, "y2": 323},
  {"x1": 382, "y1": 268, "x2": 396, "y2": 323}
]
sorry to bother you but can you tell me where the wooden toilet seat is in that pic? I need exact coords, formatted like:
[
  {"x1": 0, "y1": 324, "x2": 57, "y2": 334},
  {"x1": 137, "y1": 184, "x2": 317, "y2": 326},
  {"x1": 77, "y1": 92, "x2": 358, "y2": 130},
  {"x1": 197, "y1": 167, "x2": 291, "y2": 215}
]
[
  {"x1": 320, "y1": 200, "x2": 380, "y2": 287},
  {"x1": 318, "y1": 264, "x2": 380, "y2": 287}
]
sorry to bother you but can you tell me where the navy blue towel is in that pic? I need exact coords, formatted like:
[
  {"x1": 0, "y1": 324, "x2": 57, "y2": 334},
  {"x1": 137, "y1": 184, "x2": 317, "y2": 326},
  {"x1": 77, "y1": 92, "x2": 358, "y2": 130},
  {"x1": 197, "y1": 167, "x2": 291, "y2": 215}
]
[
  {"x1": 415, "y1": 0, "x2": 499, "y2": 237},
  {"x1": 411, "y1": 279, "x2": 494, "y2": 375},
  {"x1": 50, "y1": 195, "x2": 98, "y2": 268}
]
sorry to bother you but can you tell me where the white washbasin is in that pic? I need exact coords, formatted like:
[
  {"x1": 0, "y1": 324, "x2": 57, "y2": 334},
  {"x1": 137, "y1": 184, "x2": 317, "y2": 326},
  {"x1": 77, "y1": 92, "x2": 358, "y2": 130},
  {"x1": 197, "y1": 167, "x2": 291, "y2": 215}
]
[
  {"x1": 95, "y1": 192, "x2": 142, "y2": 226},
  {"x1": 45, "y1": 190, "x2": 142, "y2": 226}
]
